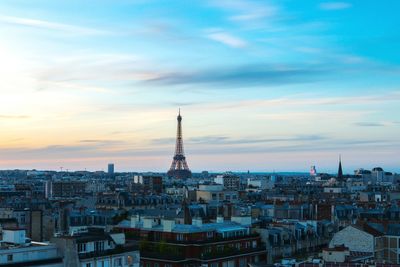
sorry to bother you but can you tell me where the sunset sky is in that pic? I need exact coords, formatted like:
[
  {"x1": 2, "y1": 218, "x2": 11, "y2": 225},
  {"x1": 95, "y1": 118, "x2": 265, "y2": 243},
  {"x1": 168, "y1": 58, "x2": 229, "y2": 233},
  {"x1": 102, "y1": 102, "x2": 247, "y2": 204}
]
[{"x1": 0, "y1": 0, "x2": 399, "y2": 173}]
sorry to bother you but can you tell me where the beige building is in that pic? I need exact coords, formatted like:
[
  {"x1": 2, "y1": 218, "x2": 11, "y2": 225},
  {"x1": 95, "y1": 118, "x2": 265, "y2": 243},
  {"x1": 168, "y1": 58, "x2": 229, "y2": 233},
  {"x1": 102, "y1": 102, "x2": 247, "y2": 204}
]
[
  {"x1": 322, "y1": 246, "x2": 350, "y2": 263},
  {"x1": 196, "y1": 184, "x2": 238, "y2": 202}
]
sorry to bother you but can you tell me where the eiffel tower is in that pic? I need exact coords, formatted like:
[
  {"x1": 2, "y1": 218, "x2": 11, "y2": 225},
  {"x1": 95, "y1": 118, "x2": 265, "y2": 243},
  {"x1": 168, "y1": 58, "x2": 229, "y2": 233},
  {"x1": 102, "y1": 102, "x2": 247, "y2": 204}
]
[{"x1": 167, "y1": 109, "x2": 192, "y2": 179}]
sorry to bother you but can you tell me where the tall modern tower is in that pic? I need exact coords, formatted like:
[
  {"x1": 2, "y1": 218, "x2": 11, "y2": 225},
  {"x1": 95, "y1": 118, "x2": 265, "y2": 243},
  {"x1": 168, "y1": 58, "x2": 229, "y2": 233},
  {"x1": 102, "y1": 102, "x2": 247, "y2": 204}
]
[
  {"x1": 108, "y1": 163, "x2": 114, "y2": 175},
  {"x1": 167, "y1": 110, "x2": 192, "y2": 179}
]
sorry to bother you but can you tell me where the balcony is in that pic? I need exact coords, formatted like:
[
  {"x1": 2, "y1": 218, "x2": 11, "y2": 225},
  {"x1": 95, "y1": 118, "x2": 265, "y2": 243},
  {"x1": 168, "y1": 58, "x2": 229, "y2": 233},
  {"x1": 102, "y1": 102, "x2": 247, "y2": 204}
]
[
  {"x1": 201, "y1": 245, "x2": 267, "y2": 260},
  {"x1": 139, "y1": 242, "x2": 266, "y2": 262},
  {"x1": 78, "y1": 244, "x2": 139, "y2": 260},
  {"x1": 140, "y1": 250, "x2": 186, "y2": 261},
  {"x1": 125, "y1": 232, "x2": 260, "y2": 245}
]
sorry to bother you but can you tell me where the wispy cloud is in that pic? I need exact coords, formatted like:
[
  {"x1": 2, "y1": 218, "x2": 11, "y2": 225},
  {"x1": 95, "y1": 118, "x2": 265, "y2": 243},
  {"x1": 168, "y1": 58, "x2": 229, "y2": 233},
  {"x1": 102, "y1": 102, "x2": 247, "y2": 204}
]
[
  {"x1": 208, "y1": 90, "x2": 400, "y2": 110},
  {"x1": 354, "y1": 122, "x2": 385, "y2": 127},
  {"x1": 354, "y1": 121, "x2": 400, "y2": 127},
  {"x1": 151, "y1": 134, "x2": 326, "y2": 146},
  {"x1": 208, "y1": 0, "x2": 277, "y2": 26},
  {"x1": 35, "y1": 53, "x2": 162, "y2": 86},
  {"x1": 79, "y1": 139, "x2": 127, "y2": 146},
  {"x1": 319, "y1": 2, "x2": 352, "y2": 11},
  {"x1": 147, "y1": 64, "x2": 327, "y2": 87},
  {"x1": 0, "y1": 114, "x2": 30, "y2": 119},
  {"x1": 206, "y1": 30, "x2": 247, "y2": 48},
  {"x1": 0, "y1": 15, "x2": 110, "y2": 35}
]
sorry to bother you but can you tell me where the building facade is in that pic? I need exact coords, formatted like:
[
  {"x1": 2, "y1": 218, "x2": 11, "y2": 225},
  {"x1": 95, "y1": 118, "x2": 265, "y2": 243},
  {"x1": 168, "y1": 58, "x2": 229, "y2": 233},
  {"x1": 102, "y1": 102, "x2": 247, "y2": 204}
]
[{"x1": 116, "y1": 215, "x2": 267, "y2": 267}]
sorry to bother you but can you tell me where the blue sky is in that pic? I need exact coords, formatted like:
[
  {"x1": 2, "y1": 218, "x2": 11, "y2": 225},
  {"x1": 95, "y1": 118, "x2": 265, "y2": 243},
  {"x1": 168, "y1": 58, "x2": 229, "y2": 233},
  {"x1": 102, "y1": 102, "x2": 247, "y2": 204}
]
[{"x1": 0, "y1": 0, "x2": 399, "y2": 173}]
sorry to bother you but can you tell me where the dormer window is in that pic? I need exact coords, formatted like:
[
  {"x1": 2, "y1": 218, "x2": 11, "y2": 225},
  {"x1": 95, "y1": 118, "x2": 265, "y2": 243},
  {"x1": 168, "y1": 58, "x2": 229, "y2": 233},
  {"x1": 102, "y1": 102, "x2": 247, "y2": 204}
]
[
  {"x1": 78, "y1": 243, "x2": 87, "y2": 253},
  {"x1": 95, "y1": 241, "x2": 105, "y2": 251}
]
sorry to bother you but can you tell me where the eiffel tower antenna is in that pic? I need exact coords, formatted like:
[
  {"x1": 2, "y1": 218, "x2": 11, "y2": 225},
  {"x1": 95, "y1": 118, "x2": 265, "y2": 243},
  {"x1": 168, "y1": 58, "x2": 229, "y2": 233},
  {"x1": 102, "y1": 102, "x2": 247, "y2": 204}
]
[{"x1": 167, "y1": 109, "x2": 192, "y2": 179}]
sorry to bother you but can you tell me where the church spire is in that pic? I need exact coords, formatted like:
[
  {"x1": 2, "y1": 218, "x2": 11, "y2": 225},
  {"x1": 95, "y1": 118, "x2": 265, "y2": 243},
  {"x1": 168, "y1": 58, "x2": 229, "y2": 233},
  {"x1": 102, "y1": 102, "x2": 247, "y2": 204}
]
[{"x1": 338, "y1": 154, "x2": 343, "y2": 180}]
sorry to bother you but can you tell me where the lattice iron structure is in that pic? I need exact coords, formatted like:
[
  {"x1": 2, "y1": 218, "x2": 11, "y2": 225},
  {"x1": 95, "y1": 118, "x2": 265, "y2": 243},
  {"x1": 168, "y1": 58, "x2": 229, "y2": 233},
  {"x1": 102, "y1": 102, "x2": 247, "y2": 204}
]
[{"x1": 167, "y1": 110, "x2": 192, "y2": 179}]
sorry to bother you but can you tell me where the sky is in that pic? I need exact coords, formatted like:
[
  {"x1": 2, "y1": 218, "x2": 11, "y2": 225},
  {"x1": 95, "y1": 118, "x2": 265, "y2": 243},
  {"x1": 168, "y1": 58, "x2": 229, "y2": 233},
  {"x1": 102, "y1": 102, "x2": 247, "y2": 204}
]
[{"x1": 0, "y1": 0, "x2": 399, "y2": 173}]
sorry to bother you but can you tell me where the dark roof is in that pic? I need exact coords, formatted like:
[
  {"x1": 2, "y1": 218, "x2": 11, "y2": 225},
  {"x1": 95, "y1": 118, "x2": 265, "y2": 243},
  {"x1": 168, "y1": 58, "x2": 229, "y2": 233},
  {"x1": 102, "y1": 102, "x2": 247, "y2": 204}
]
[
  {"x1": 0, "y1": 218, "x2": 17, "y2": 223},
  {"x1": 324, "y1": 245, "x2": 348, "y2": 252},
  {"x1": 387, "y1": 224, "x2": 400, "y2": 236},
  {"x1": 57, "y1": 228, "x2": 113, "y2": 243},
  {"x1": 74, "y1": 233, "x2": 113, "y2": 243},
  {"x1": 352, "y1": 223, "x2": 383, "y2": 237}
]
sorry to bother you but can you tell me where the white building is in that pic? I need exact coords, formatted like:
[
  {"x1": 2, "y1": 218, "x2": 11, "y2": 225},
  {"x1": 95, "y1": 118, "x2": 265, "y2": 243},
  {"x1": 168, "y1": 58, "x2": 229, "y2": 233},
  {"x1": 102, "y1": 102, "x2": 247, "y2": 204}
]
[
  {"x1": 51, "y1": 228, "x2": 139, "y2": 267},
  {"x1": 0, "y1": 228, "x2": 63, "y2": 266},
  {"x1": 214, "y1": 172, "x2": 240, "y2": 190}
]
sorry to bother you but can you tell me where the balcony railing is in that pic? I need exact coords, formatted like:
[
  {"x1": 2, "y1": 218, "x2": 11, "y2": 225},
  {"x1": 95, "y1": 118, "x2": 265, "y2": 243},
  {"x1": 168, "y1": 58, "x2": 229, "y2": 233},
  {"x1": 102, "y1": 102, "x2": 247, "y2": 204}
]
[
  {"x1": 78, "y1": 244, "x2": 139, "y2": 259},
  {"x1": 201, "y1": 246, "x2": 267, "y2": 260},
  {"x1": 139, "y1": 245, "x2": 266, "y2": 262},
  {"x1": 140, "y1": 250, "x2": 186, "y2": 261},
  {"x1": 124, "y1": 232, "x2": 260, "y2": 245}
]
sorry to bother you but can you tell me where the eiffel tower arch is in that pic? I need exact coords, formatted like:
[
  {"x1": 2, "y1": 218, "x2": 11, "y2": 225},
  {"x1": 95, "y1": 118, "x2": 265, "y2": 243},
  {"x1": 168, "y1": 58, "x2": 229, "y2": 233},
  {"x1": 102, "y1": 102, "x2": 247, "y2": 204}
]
[{"x1": 167, "y1": 110, "x2": 192, "y2": 179}]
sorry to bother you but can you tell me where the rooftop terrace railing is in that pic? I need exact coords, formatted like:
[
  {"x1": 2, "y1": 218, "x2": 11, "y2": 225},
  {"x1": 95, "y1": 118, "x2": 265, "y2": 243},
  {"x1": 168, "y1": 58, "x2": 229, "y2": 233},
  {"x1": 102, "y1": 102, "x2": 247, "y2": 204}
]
[{"x1": 78, "y1": 244, "x2": 139, "y2": 260}]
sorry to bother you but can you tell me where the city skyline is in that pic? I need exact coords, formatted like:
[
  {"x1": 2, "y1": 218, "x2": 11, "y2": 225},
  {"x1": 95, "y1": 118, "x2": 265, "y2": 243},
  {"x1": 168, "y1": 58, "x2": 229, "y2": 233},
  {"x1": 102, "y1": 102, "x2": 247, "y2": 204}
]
[{"x1": 0, "y1": 0, "x2": 399, "y2": 172}]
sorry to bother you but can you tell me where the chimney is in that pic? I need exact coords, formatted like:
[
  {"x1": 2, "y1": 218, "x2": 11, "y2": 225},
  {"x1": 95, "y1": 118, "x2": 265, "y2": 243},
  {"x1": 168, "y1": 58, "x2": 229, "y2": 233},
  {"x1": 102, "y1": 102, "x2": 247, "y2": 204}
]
[
  {"x1": 130, "y1": 214, "x2": 140, "y2": 228},
  {"x1": 192, "y1": 217, "x2": 203, "y2": 227},
  {"x1": 183, "y1": 199, "x2": 192, "y2": 225},
  {"x1": 162, "y1": 219, "x2": 176, "y2": 232}
]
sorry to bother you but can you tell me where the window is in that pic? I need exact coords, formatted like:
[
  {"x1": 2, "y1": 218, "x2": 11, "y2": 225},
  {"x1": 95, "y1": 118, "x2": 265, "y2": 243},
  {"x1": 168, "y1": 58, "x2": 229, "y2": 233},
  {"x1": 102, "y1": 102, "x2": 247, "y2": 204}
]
[
  {"x1": 222, "y1": 260, "x2": 235, "y2": 267},
  {"x1": 7, "y1": 255, "x2": 13, "y2": 262},
  {"x1": 154, "y1": 264, "x2": 159, "y2": 267},
  {"x1": 177, "y1": 233, "x2": 184, "y2": 241},
  {"x1": 115, "y1": 258, "x2": 122, "y2": 267},
  {"x1": 95, "y1": 241, "x2": 105, "y2": 251},
  {"x1": 78, "y1": 243, "x2": 87, "y2": 253},
  {"x1": 239, "y1": 258, "x2": 247, "y2": 267},
  {"x1": 85, "y1": 263, "x2": 92, "y2": 267},
  {"x1": 207, "y1": 231, "x2": 213, "y2": 238}
]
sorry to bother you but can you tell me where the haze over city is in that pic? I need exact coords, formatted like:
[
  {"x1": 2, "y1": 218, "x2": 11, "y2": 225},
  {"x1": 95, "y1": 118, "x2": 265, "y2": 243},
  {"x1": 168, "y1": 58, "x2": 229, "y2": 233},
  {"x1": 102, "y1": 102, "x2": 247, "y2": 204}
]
[{"x1": 1, "y1": 0, "x2": 399, "y2": 172}]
